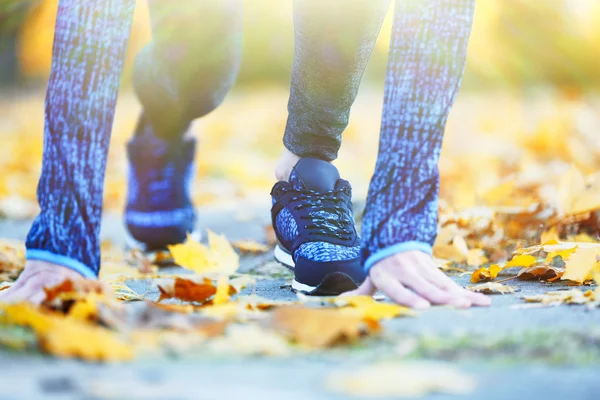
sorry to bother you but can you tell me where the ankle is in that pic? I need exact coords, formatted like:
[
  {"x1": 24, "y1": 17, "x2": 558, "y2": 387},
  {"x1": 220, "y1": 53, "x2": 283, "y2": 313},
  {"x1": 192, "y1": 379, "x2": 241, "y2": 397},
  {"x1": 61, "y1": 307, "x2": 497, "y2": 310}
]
[{"x1": 275, "y1": 149, "x2": 302, "y2": 181}]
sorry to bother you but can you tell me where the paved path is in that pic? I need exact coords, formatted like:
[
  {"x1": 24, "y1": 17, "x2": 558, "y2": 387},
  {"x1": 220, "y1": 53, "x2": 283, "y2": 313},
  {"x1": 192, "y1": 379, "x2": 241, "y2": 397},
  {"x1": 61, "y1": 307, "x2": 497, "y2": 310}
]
[{"x1": 0, "y1": 205, "x2": 599, "y2": 400}]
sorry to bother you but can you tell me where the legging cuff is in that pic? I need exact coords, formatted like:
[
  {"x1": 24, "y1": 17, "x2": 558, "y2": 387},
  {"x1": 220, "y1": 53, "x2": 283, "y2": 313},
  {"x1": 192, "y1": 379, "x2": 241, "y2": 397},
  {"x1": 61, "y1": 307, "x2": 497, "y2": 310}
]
[{"x1": 25, "y1": 249, "x2": 98, "y2": 279}]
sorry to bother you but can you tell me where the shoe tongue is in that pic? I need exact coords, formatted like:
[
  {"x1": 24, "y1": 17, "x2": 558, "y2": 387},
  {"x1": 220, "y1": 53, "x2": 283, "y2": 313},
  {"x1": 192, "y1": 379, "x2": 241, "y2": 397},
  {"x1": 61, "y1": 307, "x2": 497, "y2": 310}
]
[{"x1": 289, "y1": 158, "x2": 340, "y2": 193}]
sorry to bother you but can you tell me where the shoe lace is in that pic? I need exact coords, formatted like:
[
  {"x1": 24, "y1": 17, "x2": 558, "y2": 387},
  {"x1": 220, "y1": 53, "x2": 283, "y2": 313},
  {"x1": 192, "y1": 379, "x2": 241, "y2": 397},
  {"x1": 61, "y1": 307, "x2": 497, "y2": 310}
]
[{"x1": 286, "y1": 184, "x2": 355, "y2": 241}]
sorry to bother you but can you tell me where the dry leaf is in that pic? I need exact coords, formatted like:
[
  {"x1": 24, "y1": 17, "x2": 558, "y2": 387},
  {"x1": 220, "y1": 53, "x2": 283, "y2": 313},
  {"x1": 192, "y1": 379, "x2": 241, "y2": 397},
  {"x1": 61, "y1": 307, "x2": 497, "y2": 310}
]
[
  {"x1": 470, "y1": 264, "x2": 503, "y2": 283},
  {"x1": 517, "y1": 264, "x2": 563, "y2": 281},
  {"x1": 326, "y1": 362, "x2": 475, "y2": 397},
  {"x1": 269, "y1": 306, "x2": 378, "y2": 348},
  {"x1": 233, "y1": 240, "x2": 269, "y2": 254},
  {"x1": 0, "y1": 303, "x2": 132, "y2": 361},
  {"x1": 522, "y1": 289, "x2": 595, "y2": 306},
  {"x1": 467, "y1": 282, "x2": 517, "y2": 294},
  {"x1": 504, "y1": 254, "x2": 537, "y2": 268},
  {"x1": 337, "y1": 296, "x2": 415, "y2": 320},
  {"x1": 157, "y1": 277, "x2": 216, "y2": 303},
  {"x1": 561, "y1": 247, "x2": 600, "y2": 283},
  {"x1": 168, "y1": 231, "x2": 239, "y2": 275}
]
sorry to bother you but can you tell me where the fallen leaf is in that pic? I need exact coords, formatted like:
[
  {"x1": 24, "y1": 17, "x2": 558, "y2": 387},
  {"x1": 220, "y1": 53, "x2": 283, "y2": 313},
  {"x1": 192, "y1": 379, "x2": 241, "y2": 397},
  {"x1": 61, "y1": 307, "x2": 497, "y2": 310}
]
[
  {"x1": 470, "y1": 264, "x2": 503, "y2": 283},
  {"x1": 168, "y1": 231, "x2": 239, "y2": 275},
  {"x1": 157, "y1": 277, "x2": 216, "y2": 303},
  {"x1": 561, "y1": 247, "x2": 600, "y2": 283},
  {"x1": 233, "y1": 240, "x2": 269, "y2": 254},
  {"x1": 0, "y1": 303, "x2": 133, "y2": 361},
  {"x1": 517, "y1": 264, "x2": 563, "y2": 281},
  {"x1": 467, "y1": 282, "x2": 517, "y2": 294},
  {"x1": 326, "y1": 362, "x2": 475, "y2": 397},
  {"x1": 522, "y1": 289, "x2": 595, "y2": 306},
  {"x1": 269, "y1": 306, "x2": 378, "y2": 348},
  {"x1": 337, "y1": 296, "x2": 415, "y2": 320},
  {"x1": 504, "y1": 254, "x2": 537, "y2": 268}
]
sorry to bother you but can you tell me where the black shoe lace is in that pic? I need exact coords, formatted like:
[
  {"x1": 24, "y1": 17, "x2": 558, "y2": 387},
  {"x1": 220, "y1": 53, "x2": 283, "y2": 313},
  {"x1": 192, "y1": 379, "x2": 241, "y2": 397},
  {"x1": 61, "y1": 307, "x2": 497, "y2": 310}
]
[{"x1": 287, "y1": 184, "x2": 355, "y2": 242}]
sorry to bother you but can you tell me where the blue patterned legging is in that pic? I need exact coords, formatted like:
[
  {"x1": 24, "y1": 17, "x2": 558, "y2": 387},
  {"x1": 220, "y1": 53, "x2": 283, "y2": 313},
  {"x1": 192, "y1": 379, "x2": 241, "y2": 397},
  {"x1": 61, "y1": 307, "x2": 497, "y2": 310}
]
[{"x1": 25, "y1": 0, "x2": 474, "y2": 277}]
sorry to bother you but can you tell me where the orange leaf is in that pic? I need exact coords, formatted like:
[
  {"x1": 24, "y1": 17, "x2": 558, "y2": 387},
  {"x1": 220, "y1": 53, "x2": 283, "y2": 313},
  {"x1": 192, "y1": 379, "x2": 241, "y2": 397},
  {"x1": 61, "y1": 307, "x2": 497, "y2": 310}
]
[
  {"x1": 158, "y1": 277, "x2": 216, "y2": 303},
  {"x1": 470, "y1": 264, "x2": 502, "y2": 283},
  {"x1": 517, "y1": 265, "x2": 563, "y2": 281}
]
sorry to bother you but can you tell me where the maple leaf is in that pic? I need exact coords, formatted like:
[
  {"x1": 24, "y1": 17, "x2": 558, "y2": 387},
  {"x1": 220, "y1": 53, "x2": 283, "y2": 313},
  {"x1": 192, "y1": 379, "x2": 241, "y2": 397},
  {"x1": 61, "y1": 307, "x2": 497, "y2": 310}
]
[
  {"x1": 168, "y1": 231, "x2": 239, "y2": 275},
  {"x1": 561, "y1": 247, "x2": 600, "y2": 284}
]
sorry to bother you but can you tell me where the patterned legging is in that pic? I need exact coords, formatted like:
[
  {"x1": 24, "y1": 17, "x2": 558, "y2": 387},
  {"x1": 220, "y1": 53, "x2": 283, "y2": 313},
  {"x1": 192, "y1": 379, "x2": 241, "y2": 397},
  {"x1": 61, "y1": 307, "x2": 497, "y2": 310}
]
[{"x1": 25, "y1": 0, "x2": 474, "y2": 277}]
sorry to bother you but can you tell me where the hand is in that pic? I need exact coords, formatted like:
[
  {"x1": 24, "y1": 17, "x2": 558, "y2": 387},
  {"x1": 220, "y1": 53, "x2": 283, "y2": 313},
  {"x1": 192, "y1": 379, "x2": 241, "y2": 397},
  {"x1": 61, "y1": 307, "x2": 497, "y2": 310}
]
[
  {"x1": 346, "y1": 250, "x2": 491, "y2": 309},
  {"x1": 0, "y1": 260, "x2": 83, "y2": 305}
]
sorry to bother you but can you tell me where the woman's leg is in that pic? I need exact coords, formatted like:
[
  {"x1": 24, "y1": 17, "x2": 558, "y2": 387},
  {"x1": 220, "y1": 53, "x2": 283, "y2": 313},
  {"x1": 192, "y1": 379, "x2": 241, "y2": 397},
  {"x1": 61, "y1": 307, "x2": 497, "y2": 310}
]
[
  {"x1": 272, "y1": 0, "x2": 390, "y2": 295},
  {"x1": 125, "y1": 0, "x2": 242, "y2": 250},
  {"x1": 355, "y1": 0, "x2": 490, "y2": 308},
  {"x1": 281, "y1": 0, "x2": 390, "y2": 165},
  {"x1": 0, "y1": 0, "x2": 135, "y2": 303},
  {"x1": 133, "y1": 0, "x2": 243, "y2": 139}
]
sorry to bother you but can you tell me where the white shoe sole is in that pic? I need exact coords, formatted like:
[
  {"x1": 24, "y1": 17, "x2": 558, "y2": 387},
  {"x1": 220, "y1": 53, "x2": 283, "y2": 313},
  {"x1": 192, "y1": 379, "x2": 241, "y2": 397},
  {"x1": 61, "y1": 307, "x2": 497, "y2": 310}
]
[{"x1": 274, "y1": 245, "x2": 319, "y2": 293}]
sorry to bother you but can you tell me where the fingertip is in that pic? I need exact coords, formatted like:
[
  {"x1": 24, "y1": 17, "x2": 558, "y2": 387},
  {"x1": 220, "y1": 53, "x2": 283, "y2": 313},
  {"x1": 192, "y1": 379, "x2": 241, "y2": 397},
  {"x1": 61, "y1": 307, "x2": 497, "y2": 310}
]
[
  {"x1": 451, "y1": 298, "x2": 472, "y2": 309},
  {"x1": 413, "y1": 299, "x2": 431, "y2": 310}
]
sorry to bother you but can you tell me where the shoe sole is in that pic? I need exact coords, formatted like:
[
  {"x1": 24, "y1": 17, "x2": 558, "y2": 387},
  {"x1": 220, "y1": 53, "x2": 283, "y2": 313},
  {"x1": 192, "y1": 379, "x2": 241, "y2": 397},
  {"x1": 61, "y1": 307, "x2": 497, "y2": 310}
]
[{"x1": 274, "y1": 244, "x2": 359, "y2": 296}]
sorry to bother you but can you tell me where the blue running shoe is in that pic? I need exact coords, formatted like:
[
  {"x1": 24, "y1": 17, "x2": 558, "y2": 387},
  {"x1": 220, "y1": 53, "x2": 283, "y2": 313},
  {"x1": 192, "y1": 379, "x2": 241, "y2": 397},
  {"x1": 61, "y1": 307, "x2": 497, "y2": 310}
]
[
  {"x1": 271, "y1": 158, "x2": 366, "y2": 295},
  {"x1": 125, "y1": 116, "x2": 197, "y2": 251}
]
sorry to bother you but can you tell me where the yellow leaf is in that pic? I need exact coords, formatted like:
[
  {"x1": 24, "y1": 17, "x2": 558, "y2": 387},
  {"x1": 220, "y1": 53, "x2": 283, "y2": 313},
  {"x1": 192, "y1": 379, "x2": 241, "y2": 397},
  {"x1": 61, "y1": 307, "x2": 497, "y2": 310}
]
[
  {"x1": 213, "y1": 276, "x2": 230, "y2": 305},
  {"x1": 470, "y1": 264, "x2": 502, "y2": 283},
  {"x1": 270, "y1": 306, "x2": 378, "y2": 348},
  {"x1": 168, "y1": 231, "x2": 239, "y2": 275},
  {"x1": 540, "y1": 227, "x2": 559, "y2": 244},
  {"x1": 0, "y1": 303, "x2": 132, "y2": 361},
  {"x1": 561, "y1": 248, "x2": 600, "y2": 284},
  {"x1": 42, "y1": 319, "x2": 133, "y2": 361},
  {"x1": 505, "y1": 254, "x2": 537, "y2": 268},
  {"x1": 545, "y1": 246, "x2": 577, "y2": 263},
  {"x1": 340, "y1": 296, "x2": 415, "y2": 320}
]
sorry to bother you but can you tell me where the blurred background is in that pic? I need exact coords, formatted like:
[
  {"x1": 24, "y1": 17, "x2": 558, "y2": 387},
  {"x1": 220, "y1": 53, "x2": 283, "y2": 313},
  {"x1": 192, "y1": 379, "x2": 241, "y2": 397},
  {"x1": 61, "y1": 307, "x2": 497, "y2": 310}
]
[{"x1": 0, "y1": 0, "x2": 599, "y2": 221}]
